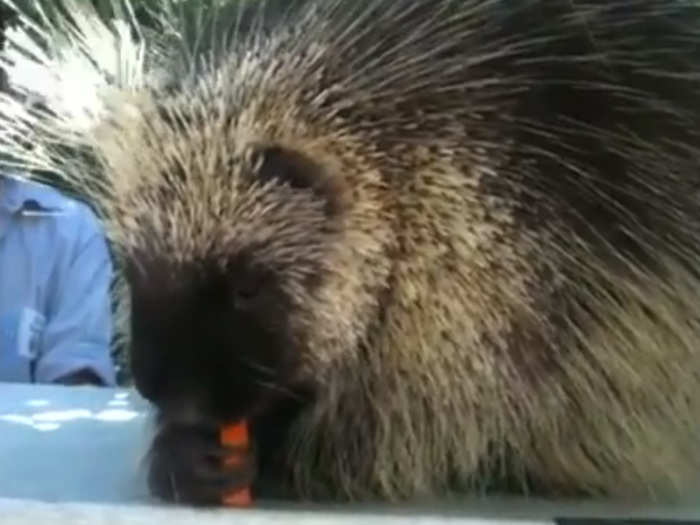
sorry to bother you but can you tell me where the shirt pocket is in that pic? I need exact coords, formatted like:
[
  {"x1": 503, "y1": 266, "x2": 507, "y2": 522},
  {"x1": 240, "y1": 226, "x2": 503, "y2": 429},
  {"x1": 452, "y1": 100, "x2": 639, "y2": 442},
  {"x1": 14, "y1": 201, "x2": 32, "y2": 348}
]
[{"x1": 0, "y1": 307, "x2": 46, "y2": 383}]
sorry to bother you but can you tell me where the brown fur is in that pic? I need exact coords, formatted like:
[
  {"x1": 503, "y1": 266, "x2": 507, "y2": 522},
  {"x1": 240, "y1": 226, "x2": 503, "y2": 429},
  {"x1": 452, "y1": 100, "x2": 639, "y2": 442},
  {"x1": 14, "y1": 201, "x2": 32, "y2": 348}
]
[{"x1": 2, "y1": 0, "x2": 700, "y2": 504}]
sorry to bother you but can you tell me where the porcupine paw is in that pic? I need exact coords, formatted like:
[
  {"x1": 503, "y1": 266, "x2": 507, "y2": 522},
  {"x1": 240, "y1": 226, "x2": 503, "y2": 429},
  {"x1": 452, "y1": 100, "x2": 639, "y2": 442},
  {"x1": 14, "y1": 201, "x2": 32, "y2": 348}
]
[{"x1": 147, "y1": 424, "x2": 256, "y2": 507}]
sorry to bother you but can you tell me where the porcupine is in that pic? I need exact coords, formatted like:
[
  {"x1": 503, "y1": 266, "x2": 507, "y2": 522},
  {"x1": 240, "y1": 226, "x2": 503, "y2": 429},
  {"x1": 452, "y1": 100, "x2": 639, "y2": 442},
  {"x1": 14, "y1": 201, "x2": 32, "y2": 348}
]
[{"x1": 3, "y1": 0, "x2": 700, "y2": 507}]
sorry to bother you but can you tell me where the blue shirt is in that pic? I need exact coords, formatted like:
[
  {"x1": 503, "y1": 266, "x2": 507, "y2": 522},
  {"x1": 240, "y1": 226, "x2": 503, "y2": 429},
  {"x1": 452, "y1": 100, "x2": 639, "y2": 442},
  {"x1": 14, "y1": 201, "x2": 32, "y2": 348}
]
[{"x1": 0, "y1": 175, "x2": 117, "y2": 386}]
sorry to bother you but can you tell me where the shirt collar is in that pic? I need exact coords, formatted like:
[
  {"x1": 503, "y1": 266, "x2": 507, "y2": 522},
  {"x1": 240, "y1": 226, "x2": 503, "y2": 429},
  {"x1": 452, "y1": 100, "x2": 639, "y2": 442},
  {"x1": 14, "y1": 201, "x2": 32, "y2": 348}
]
[{"x1": 0, "y1": 174, "x2": 71, "y2": 215}]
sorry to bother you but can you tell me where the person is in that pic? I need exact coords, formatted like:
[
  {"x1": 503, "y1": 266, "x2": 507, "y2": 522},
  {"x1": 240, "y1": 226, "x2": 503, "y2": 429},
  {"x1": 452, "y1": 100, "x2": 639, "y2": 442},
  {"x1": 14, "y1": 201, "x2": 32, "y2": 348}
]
[
  {"x1": 0, "y1": 172, "x2": 117, "y2": 386},
  {"x1": 0, "y1": 9, "x2": 117, "y2": 386}
]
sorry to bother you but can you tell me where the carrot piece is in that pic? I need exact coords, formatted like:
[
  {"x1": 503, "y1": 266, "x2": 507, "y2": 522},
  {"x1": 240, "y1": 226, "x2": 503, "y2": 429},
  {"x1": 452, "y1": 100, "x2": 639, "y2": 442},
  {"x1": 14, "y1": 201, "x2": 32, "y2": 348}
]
[
  {"x1": 222, "y1": 487, "x2": 252, "y2": 506},
  {"x1": 221, "y1": 422, "x2": 249, "y2": 448},
  {"x1": 220, "y1": 421, "x2": 253, "y2": 507}
]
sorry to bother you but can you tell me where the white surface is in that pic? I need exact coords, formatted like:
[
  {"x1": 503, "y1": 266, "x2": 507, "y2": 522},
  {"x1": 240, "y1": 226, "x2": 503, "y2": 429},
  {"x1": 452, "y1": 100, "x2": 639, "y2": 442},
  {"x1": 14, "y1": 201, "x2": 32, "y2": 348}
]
[
  {"x1": 0, "y1": 382, "x2": 699, "y2": 523},
  {"x1": 0, "y1": 498, "x2": 553, "y2": 525},
  {"x1": 0, "y1": 382, "x2": 151, "y2": 503}
]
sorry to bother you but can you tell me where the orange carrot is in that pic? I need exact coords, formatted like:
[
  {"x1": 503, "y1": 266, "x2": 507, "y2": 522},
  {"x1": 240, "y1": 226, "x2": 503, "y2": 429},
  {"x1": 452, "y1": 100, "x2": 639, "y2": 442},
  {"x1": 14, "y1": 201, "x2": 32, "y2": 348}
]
[{"x1": 220, "y1": 421, "x2": 253, "y2": 507}]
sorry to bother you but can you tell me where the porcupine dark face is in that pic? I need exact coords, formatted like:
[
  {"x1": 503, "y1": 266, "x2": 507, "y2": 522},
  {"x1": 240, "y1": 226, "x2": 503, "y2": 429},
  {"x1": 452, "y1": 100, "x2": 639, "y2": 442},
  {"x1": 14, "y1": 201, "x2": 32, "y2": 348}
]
[
  {"x1": 125, "y1": 141, "x2": 344, "y2": 423},
  {"x1": 118, "y1": 126, "x2": 363, "y2": 502}
]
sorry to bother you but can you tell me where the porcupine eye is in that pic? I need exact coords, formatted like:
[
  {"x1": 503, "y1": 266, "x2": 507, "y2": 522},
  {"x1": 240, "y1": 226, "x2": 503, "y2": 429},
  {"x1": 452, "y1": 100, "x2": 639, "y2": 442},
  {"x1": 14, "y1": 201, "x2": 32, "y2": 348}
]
[
  {"x1": 199, "y1": 257, "x2": 268, "y2": 310},
  {"x1": 230, "y1": 265, "x2": 266, "y2": 307}
]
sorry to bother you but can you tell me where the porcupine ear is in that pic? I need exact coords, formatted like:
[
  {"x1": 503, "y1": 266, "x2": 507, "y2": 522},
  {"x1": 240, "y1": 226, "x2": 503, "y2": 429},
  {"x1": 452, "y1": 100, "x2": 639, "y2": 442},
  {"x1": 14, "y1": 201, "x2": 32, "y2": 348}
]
[{"x1": 251, "y1": 144, "x2": 346, "y2": 216}]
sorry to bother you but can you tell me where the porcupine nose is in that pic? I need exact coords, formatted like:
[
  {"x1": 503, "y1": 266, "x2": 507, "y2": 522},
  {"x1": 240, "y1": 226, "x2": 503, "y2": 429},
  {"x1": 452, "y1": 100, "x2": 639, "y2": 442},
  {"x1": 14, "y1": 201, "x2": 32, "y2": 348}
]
[
  {"x1": 128, "y1": 300, "x2": 199, "y2": 406},
  {"x1": 126, "y1": 257, "x2": 215, "y2": 404},
  {"x1": 130, "y1": 335, "x2": 212, "y2": 424},
  {"x1": 129, "y1": 334, "x2": 171, "y2": 404}
]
